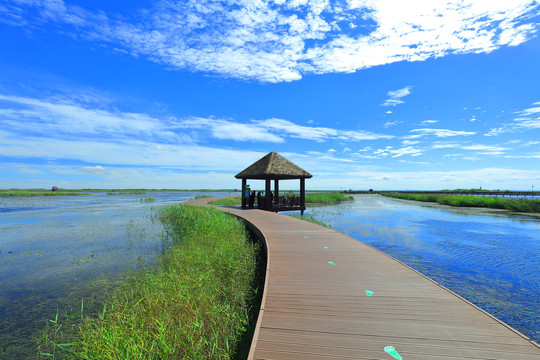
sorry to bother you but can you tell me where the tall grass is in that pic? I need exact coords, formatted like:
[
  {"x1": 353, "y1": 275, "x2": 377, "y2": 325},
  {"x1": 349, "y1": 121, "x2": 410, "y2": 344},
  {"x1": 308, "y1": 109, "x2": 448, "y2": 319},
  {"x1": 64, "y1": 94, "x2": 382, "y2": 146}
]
[
  {"x1": 305, "y1": 192, "x2": 353, "y2": 204},
  {"x1": 210, "y1": 196, "x2": 242, "y2": 206},
  {"x1": 382, "y1": 193, "x2": 540, "y2": 213},
  {"x1": 194, "y1": 194, "x2": 214, "y2": 199},
  {"x1": 65, "y1": 205, "x2": 257, "y2": 360},
  {"x1": 209, "y1": 192, "x2": 353, "y2": 207}
]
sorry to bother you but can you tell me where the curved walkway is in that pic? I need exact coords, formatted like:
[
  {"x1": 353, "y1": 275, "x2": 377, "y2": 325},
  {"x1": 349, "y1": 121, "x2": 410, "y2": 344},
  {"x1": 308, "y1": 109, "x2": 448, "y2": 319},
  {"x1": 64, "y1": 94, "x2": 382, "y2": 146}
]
[{"x1": 186, "y1": 197, "x2": 540, "y2": 359}]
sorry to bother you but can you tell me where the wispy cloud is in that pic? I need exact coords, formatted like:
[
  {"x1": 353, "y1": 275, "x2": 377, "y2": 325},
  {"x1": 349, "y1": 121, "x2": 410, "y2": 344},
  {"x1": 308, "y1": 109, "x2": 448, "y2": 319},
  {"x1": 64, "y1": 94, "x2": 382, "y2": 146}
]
[
  {"x1": 0, "y1": 94, "x2": 185, "y2": 143},
  {"x1": 357, "y1": 145, "x2": 423, "y2": 158},
  {"x1": 381, "y1": 86, "x2": 412, "y2": 107},
  {"x1": 409, "y1": 128, "x2": 476, "y2": 138},
  {"x1": 1, "y1": 1, "x2": 538, "y2": 82},
  {"x1": 486, "y1": 101, "x2": 540, "y2": 136},
  {"x1": 420, "y1": 120, "x2": 438, "y2": 126},
  {"x1": 177, "y1": 117, "x2": 394, "y2": 143}
]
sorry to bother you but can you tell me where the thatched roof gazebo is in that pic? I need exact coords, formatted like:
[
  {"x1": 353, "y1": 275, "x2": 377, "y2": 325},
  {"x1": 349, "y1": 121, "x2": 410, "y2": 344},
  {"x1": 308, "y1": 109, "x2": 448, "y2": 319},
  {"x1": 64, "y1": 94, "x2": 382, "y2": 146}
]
[{"x1": 235, "y1": 151, "x2": 312, "y2": 214}]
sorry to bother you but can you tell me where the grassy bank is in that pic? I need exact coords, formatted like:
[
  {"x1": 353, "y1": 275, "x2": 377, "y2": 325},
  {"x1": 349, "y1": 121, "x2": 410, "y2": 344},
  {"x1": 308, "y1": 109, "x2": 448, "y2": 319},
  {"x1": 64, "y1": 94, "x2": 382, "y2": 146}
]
[
  {"x1": 209, "y1": 192, "x2": 353, "y2": 207},
  {"x1": 210, "y1": 196, "x2": 242, "y2": 206},
  {"x1": 305, "y1": 192, "x2": 353, "y2": 204},
  {"x1": 194, "y1": 194, "x2": 213, "y2": 199},
  {"x1": 382, "y1": 192, "x2": 540, "y2": 213},
  {"x1": 45, "y1": 205, "x2": 258, "y2": 359}
]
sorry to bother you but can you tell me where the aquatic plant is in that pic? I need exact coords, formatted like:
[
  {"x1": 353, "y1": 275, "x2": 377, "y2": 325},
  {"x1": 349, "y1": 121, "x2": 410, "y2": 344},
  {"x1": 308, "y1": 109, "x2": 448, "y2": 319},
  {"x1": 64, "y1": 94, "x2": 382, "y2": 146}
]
[
  {"x1": 139, "y1": 197, "x2": 156, "y2": 202},
  {"x1": 69, "y1": 205, "x2": 257, "y2": 359}
]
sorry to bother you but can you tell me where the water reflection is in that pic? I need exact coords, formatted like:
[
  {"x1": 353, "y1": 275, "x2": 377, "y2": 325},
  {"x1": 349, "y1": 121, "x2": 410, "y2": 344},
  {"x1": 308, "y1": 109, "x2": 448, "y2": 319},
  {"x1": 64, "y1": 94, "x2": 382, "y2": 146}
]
[
  {"x1": 305, "y1": 194, "x2": 540, "y2": 343},
  {"x1": 0, "y1": 191, "x2": 232, "y2": 359}
]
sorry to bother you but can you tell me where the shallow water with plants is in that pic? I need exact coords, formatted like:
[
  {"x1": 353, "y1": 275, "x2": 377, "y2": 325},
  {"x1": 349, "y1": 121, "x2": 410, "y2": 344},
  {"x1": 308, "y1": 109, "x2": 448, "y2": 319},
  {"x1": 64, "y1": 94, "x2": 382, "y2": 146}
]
[
  {"x1": 303, "y1": 194, "x2": 540, "y2": 343},
  {"x1": 0, "y1": 191, "x2": 233, "y2": 359}
]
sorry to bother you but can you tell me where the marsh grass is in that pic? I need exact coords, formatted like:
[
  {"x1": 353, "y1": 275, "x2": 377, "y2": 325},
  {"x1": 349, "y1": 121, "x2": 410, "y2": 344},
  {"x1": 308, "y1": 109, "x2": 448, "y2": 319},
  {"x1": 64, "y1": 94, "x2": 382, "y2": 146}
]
[
  {"x1": 382, "y1": 193, "x2": 540, "y2": 213},
  {"x1": 194, "y1": 194, "x2": 214, "y2": 199},
  {"x1": 140, "y1": 197, "x2": 156, "y2": 202},
  {"x1": 209, "y1": 192, "x2": 353, "y2": 207},
  {"x1": 64, "y1": 205, "x2": 257, "y2": 360},
  {"x1": 305, "y1": 192, "x2": 353, "y2": 204},
  {"x1": 210, "y1": 196, "x2": 242, "y2": 206}
]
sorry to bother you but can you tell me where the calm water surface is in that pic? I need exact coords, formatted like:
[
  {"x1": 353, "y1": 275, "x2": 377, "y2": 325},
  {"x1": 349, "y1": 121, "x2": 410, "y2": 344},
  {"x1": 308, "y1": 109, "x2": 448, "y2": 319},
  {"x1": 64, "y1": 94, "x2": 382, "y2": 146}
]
[
  {"x1": 0, "y1": 191, "x2": 231, "y2": 359},
  {"x1": 305, "y1": 194, "x2": 540, "y2": 343}
]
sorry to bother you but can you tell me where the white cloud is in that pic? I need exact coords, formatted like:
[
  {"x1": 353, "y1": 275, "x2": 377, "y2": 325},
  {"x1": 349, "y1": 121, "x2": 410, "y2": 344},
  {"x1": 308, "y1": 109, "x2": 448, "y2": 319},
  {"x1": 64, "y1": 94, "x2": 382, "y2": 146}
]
[
  {"x1": 486, "y1": 101, "x2": 540, "y2": 136},
  {"x1": 410, "y1": 128, "x2": 476, "y2": 137},
  {"x1": 0, "y1": 94, "x2": 184, "y2": 142},
  {"x1": 432, "y1": 142, "x2": 507, "y2": 155},
  {"x1": 358, "y1": 144, "x2": 424, "y2": 158},
  {"x1": 79, "y1": 165, "x2": 109, "y2": 175},
  {"x1": 381, "y1": 86, "x2": 412, "y2": 107},
  {"x1": 420, "y1": 119, "x2": 438, "y2": 126},
  {"x1": 383, "y1": 120, "x2": 400, "y2": 128},
  {"x1": 462, "y1": 144, "x2": 507, "y2": 155},
  {"x1": 2, "y1": 0, "x2": 538, "y2": 82},
  {"x1": 177, "y1": 117, "x2": 284, "y2": 143},
  {"x1": 175, "y1": 116, "x2": 393, "y2": 143}
]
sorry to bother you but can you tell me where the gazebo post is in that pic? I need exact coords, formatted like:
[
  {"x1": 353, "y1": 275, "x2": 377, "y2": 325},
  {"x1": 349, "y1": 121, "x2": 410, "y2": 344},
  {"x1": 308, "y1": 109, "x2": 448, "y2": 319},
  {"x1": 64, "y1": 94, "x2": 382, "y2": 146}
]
[
  {"x1": 241, "y1": 178, "x2": 247, "y2": 208},
  {"x1": 265, "y1": 178, "x2": 271, "y2": 210},
  {"x1": 274, "y1": 179, "x2": 279, "y2": 208},
  {"x1": 300, "y1": 177, "x2": 306, "y2": 215}
]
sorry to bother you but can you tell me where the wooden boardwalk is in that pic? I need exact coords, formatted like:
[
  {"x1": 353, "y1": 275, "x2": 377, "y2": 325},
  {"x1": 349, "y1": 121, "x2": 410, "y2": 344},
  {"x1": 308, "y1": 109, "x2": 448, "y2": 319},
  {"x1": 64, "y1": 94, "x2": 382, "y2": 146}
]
[{"x1": 186, "y1": 197, "x2": 540, "y2": 359}]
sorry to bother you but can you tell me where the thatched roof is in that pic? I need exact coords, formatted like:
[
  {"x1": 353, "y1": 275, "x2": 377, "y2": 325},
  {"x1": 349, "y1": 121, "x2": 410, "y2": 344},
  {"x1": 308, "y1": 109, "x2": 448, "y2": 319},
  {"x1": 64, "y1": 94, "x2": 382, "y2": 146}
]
[{"x1": 235, "y1": 151, "x2": 312, "y2": 180}]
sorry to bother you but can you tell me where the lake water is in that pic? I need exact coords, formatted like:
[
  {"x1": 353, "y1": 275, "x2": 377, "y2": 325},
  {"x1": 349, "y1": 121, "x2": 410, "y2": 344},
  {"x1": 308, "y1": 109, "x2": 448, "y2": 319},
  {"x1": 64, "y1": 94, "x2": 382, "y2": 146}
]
[
  {"x1": 0, "y1": 191, "x2": 232, "y2": 359},
  {"x1": 1, "y1": 193, "x2": 539, "y2": 358},
  {"x1": 304, "y1": 194, "x2": 540, "y2": 344}
]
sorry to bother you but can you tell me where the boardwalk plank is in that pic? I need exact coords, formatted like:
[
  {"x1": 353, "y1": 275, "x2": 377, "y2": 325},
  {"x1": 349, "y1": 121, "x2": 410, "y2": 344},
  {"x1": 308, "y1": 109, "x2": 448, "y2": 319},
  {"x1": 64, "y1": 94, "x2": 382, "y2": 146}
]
[{"x1": 185, "y1": 199, "x2": 540, "y2": 359}]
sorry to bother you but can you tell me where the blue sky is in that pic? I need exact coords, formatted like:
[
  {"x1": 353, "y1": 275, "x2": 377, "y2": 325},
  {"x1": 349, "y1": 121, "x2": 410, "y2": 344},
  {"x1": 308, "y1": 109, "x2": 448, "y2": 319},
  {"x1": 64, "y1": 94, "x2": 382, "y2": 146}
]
[{"x1": 1, "y1": 0, "x2": 539, "y2": 190}]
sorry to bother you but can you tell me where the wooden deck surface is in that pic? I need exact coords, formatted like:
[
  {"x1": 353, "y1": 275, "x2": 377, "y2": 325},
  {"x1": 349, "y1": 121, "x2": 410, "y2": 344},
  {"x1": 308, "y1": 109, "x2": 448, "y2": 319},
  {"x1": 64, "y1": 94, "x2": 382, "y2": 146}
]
[{"x1": 186, "y1": 197, "x2": 540, "y2": 359}]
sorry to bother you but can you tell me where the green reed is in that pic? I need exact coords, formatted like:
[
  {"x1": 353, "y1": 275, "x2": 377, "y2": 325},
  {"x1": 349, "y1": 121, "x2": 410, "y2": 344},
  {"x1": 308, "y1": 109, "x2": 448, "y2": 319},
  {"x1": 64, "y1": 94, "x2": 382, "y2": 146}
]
[
  {"x1": 210, "y1": 196, "x2": 242, "y2": 206},
  {"x1": 381, "y1": 193, "x2": 540, "y2": 213},
  {"x1": 209, "y1": 192, "x2": 353, "y2": 207},
  {"x1": 305, "y1": 192, "x2": 353, "y2": 204},
  {"x1": 68, "y1": 205, "x2": 257, "y2": 360},
  {"x1": 194, "y1": 194, "x2": 214, "y2": 199}
]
